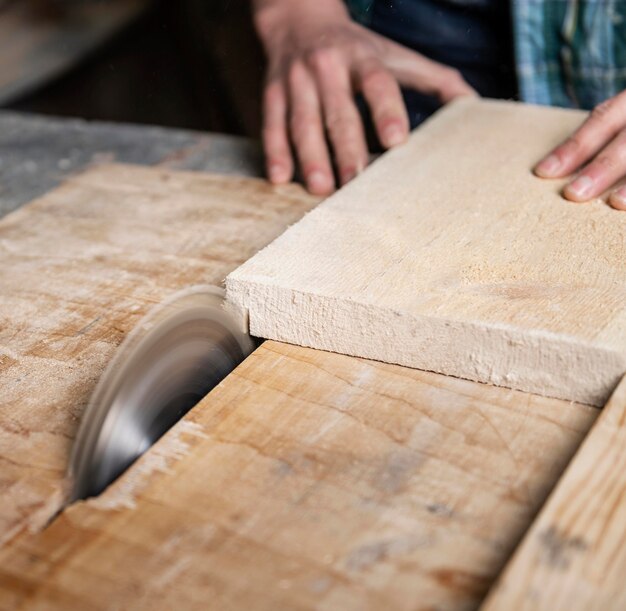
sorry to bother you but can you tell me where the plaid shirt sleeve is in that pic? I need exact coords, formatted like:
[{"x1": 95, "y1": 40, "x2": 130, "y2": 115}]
[
  {"x1": 346, "y1": 0, "x2": 626, "y2": 110},
  {"x1": 513, "y1": 0, "x2": 626, "y2": 109}
]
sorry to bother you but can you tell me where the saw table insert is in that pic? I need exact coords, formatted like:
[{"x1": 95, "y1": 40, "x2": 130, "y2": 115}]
[{"x1": 227, "y1": 98, "x2": 626, "y2": 406}]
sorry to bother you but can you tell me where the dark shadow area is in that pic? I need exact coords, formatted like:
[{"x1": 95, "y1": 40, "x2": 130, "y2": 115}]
[{"x1": 4, "y1": 0, "x2": 264, "y2": 136}]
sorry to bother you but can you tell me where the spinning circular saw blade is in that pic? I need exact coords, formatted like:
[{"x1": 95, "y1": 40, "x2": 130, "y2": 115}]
[{"x1": 68, "y1": 285, "x2": 254, "y2": 502}]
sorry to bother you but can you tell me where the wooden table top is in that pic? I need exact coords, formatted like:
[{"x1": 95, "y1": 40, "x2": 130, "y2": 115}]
[{"x1": 0, "y1": 161, "x2": 599, "y2": 610}]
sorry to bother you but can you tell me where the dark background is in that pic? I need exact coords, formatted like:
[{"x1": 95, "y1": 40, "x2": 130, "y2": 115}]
[{"x1": 5, "y1": 0, "x2": 264, "y2": 137}]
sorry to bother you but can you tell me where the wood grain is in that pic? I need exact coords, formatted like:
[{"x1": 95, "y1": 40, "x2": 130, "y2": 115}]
[
  {"x1": 483, "y1": 374, "x2": 626, "y2": 610},
  {"x1": 0, "y1": 164, "x2": 319, "y2": 547},
  {"x1": 0, "y1": 341, "x2": 596, "y2": 611},
  {"x1": 226, "y1": 99, "x2": 626, "y2": 406}
]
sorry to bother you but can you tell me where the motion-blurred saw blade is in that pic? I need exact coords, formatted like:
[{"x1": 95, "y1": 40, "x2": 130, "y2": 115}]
[{"x1": 68, "y1": 285, "x2": 253, "y2": 502}]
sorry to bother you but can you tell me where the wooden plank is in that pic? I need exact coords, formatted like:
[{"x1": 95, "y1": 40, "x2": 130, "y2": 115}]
[
  {"x1": 483, "y1": 374, "x2": 626, "y2": 610},
  {"x1": 226, "y1": 99, "x2": 626, "y2": 406},
  {"x1": 0, "y1": 341, "x2": 596, "y2": 611},
  {"x1": 0, "y1": 164, "x2": 319, "y2": 547}
]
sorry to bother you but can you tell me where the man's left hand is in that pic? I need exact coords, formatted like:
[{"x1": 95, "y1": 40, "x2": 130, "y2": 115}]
[{"x1": 534, "y1": 90, "x2": 626, "y2": 210}]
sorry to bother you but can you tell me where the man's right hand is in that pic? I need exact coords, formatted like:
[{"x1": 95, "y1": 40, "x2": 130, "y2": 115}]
[{"x1": 253, "y1": 0, "x2": 476, "y2": 195}]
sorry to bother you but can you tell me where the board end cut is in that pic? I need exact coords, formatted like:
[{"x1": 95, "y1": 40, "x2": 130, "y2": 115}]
[{"x1": 226, "y1": 99, "x2": 626, "y2": 406}]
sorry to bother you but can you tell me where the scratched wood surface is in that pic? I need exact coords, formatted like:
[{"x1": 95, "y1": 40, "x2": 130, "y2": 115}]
[
  {"x1": 0, "y1": 163, "x2": 319, "y2": 547},
  {"x1": 0, "y1": 341, "x2": 596, "y2": 610},
  {"x1": 483, "y1": 375, "x2": 626, "y2": 611}
]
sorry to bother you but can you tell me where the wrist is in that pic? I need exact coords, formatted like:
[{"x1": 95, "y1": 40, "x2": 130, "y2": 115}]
[{"x1": 253, "y1": 0, "x2": 349, "y2": 44}]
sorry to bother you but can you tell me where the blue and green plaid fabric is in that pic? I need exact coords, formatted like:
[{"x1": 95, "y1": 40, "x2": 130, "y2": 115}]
[
  {"x1": 513, "y1": 0, "x2": 626, "y2": 108},
  {"x1": 346, "y1": 0, "x2": 626, "y2": 110}
]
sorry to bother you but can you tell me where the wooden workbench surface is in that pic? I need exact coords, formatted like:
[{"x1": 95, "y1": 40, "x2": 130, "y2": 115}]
[
  {"x1": 0, "y1": 163, "x2": 318, "y2": 545},
  {"x1": 0, "y1": 109, "x2": 263, "y2": 217},
  {"x1": 0, "y1": 341, "x2": 595, "y2": 610},
  {"x1": 0, "y1": 161, "x2": 599, "y2": 609}
]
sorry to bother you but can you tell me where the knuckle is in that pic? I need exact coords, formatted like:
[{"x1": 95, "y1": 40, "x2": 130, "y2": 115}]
[
  {"x1": 263, "y1": 82, "x2": 283, "y2": 106},
  {"x1": 361, "y1": 67, "x2": 392, "y2": 92},
  {"x1": 591, "y1": 98, "x2": 614, "y2": 123},
  {"x1": 262, "y1": 126, "x2": 283, "y2": 145},
  {"x1": 324, "y1": 109, "x2": 346, "y2": 131},
  {"x1": 595, "y1": 153, "x2": 619, "y2": 172},
  {"x1": 326, "y1": 114, "x2": 357, "y2": 140},
  {"x1": 562, "y1": 135, "x2": 583, "y2": 154},
  {"x1": 289, "y1": 113, "x2": 320, "y2": 142},
  {"x1": 436, "y1": 67, "x2": 463, "y2": 92},
  {"x1": 324, "y1": 100, "x2": 358, "y2": 132},
  {"x1": 305, "y1": 47, "x2": 335, "y2": 71},
  {"x1": 445, "y1": 67, "x2": 463, "y2": 83},
  {"x1": 286, "y1": 60, "x2": 307, "y2": 88},
  {"x1": 372, "y1": 107, "x2": 405, "y2": 130}
]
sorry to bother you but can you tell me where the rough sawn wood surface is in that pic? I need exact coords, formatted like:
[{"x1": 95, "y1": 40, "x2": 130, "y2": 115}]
[{"x1": 227, "y1": 99, "x2": 626, "y2": 406}]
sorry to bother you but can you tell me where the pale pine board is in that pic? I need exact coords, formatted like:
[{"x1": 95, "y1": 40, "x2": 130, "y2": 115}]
[
  {"x1": 0, "y1": 164, "x2": 319, "y2": 547},
  {"x1": 226, "y1": 99, "x2": 626, "y2": 406},
  {"x1": 0, "y1": 342, "x2": 596, "y2": 611},
  {"x1": 483, "y1": 374, "x2": 626, "y2": 610}
]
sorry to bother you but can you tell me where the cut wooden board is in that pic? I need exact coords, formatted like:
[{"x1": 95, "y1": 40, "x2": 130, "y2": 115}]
[
  {"x1": 483, "y1": 374, "x2": 626, "y2": 610},
  {"x1": 226, "y1": 99, "x2": 626, "y2": 406},
  {"x1": 0, "y1": 163, "x2": 319, "y2": 547},
  {"x1": 0, "y1": 341, "x2": 596, "y2": 611}
]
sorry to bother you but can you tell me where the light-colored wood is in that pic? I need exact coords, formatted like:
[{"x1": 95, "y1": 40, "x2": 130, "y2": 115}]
[
  {"x1": 226, "y1": 99, "x2": 626, "y2": 406},
  {"x1": 0, "y1": 341, "x2": 596, "y2": 611},
  {"x1": 0, "y1": 164, "x2": 319, "y2": 547},
  {"x1": 483, "y1": 374, "x2": 626, "y2": 611}
]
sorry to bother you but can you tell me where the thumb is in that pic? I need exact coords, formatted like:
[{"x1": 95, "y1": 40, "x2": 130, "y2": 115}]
[{"x1": 376, "y1": 34, "x2": 477, "y2": 102}]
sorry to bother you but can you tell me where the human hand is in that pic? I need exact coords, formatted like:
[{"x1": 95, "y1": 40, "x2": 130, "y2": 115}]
[
  {"x1": 253, "y1": 0, "x2": 476, "y2": 195},
  {"x1": 534, "y1": 91, "x2": 626, "y2": 210}
]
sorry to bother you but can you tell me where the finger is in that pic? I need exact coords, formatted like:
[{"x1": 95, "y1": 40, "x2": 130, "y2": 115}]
[
  {"x1": 374, "y1": 33, "x2": 477, "y2": 102},
  {"x1": 535, "y1": 92, "x2": 626, "y2": 179},
  {"x1": 354, "y1": 57, "x2": 410, "y2": 149},
  {"x1": 609, "y1": 186, "x2": 626, "y2": 210},
  {"x1": 262, "y1": 79, "x2": 293, "y2": 184},
  {"x1": 287, "y1": 60, "x2": 334, "y2": 195},
  {"x1": 308, "y1": 49, "x2": 368, "y2": 184},
  {"x1": 562, "y1": 128, "x2": 626, "y2": 202}
]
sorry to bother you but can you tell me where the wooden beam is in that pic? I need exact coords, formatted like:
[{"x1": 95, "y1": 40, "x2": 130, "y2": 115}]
[
  {"x1": 0, "y1": 341, "x2": 596, "y2": 610},
  {"x1": 0, "y1": 164, "x2": 319, "y2": 546},
  {"x1": 226, "y1": 99, "x2": 626, "y2": 406},
  {"x1": 482, "y1": 374, "x2": 626, "y2": 610}
]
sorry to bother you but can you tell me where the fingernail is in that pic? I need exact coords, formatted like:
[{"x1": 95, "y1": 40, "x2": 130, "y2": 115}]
[
  {"x1": 534, "y1": 154, "x2": 561, "y2": 178},
  {"x1": 383, "y1": 125, "x2": 405, "y2": 148},
  {"x1": 307, "y1": 171, "x2": 331, "y2": 194},
  {"x1": 609, "y1": 187, "x2": 626, "y2": 210},
  {"x1": 565, "y1": 175, "x2": 594, "y2": 200},
  {"x1": 269, "y1": 164, "x2": 289, "y2": 184}
]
